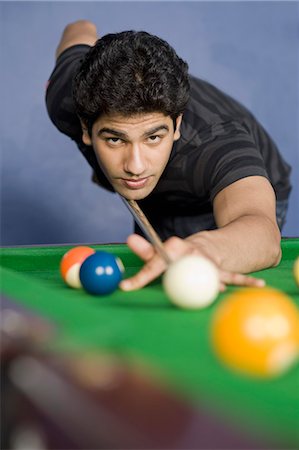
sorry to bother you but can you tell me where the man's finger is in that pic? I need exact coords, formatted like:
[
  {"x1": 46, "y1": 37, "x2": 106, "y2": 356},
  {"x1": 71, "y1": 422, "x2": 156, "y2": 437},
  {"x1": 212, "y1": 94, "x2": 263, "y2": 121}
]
[
  {"x1": 126, "y1": 233, "x2": 156, "y2": 262},
  {"x1": 220, "y1": 270, "x2": 265, "y2": 287},
  {"x1": 219, "y1": 282, "x2": 226, "y2": 292},
  {"x1": 120, "y1": 255, "x2": 166, "y2": 291}
]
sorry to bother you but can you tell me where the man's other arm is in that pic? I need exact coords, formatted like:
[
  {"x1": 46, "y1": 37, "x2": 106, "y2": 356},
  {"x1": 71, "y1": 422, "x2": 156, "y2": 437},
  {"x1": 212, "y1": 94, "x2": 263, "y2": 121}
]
[{"x1": 55, "y1": 20, "x2": 98, "y2": 60}]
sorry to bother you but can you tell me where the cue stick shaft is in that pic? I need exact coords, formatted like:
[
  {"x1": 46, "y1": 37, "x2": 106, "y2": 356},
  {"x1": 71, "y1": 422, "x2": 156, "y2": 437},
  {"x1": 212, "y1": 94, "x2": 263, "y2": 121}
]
[{"x1": 120, "y1": 197, "x2": 172, "y2": 265}]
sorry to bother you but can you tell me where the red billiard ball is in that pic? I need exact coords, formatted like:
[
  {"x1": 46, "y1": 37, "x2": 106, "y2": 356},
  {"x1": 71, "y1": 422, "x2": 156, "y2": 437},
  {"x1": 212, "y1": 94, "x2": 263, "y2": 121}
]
[{"x1": 60, "y1": 246, "x2": 95, "y2": 288}]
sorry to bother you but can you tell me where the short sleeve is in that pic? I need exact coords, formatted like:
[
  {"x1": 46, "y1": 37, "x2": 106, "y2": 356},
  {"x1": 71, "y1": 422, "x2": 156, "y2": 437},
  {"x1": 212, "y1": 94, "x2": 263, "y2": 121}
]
[
  {"x1": 192, "y1": 120, "x2": 269, "y2": 201},
  {"x1": 45, "y1": 45, "x2": 91, "y2": 141}
]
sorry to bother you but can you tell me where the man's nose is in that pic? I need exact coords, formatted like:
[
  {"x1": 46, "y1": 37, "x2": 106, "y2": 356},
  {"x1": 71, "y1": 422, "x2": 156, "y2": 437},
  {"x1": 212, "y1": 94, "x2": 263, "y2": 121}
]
[{"x1": 124, "y1": 144, "x2": 146, "y2": 176}]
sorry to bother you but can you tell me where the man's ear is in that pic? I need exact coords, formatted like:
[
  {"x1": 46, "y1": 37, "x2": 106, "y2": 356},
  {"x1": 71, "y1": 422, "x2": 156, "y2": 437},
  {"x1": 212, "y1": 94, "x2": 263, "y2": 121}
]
[
  {"x1": 174, "y1": 114, "x2": 183, "y2": 141},
  {"x1": 80, "y1": 120, "x2": 92, "y2": 145}
]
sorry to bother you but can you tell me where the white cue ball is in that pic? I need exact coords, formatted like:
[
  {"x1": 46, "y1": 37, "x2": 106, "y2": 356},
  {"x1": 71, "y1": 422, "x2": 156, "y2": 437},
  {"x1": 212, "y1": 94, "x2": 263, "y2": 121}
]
[{"x1": 163, "y1": 255, "x2": 220, "y2": 309}]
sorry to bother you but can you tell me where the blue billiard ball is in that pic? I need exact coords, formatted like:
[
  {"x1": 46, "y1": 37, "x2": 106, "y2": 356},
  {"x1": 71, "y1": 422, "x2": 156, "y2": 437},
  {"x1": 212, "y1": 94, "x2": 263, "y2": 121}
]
[{"x1": 79, "y1": 251, "x2": 124, "y2": 295}]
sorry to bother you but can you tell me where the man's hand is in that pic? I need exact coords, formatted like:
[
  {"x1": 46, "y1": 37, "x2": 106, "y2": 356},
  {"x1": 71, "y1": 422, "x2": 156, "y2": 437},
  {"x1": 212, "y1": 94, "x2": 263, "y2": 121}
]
[{"x1": 119, "y1": 233, "x2": 265, "y2": 291}]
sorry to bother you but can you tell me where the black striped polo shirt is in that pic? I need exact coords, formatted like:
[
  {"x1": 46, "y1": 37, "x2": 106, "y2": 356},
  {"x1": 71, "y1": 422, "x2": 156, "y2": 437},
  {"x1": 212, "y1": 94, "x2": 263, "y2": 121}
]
[{"x1": 46, "y1": 45, "x2": 292, "y2": 239}]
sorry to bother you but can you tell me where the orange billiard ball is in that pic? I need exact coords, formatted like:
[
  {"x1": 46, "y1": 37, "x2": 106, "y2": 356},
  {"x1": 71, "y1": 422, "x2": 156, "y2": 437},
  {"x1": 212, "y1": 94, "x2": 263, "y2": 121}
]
[
  {"x1": 60, "y1": 246, "x2": 95, "y2": 288},
  {"x1": 210, "y1": 288, "x2": 299, "y2": 378}
]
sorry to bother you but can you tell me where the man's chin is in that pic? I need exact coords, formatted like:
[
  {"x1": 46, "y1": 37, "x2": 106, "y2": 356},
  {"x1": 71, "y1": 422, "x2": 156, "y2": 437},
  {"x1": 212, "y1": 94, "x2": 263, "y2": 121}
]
[
  {"x1": 115, "y1": 185, "x2": 154, "y2": 201},
  {"x1": 119, "y1": 190, "x2": 148, "y2": 201}
]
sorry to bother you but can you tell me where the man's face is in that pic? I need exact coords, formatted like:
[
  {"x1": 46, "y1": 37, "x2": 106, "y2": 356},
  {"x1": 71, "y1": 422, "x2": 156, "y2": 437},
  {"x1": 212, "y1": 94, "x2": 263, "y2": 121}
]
[{"x1": 82, "y1": 112, "x2": 182, "y2": 200}]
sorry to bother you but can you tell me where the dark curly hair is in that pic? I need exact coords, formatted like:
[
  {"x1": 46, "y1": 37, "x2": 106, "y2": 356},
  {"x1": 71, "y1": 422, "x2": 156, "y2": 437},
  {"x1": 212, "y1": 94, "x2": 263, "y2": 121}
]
[{"x1": 73, "y1": 31, "x2": 190, "y2": 135}]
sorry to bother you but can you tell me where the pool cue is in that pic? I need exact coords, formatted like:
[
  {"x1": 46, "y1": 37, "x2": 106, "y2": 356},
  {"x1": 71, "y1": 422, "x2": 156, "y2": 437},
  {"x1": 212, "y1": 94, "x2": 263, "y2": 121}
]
[{"x1": 120, "y1": 197, "x2": 172, "y2": 265}]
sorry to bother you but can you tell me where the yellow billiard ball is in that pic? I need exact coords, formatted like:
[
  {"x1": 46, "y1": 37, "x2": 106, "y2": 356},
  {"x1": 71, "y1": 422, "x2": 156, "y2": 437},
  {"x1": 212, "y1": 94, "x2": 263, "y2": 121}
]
[
  {"x1": 294, "y1": 257, "x2": 299, "y2": 287},
  {"x1": 210, "y1": 287, "x2": 299, "y2": 378}
]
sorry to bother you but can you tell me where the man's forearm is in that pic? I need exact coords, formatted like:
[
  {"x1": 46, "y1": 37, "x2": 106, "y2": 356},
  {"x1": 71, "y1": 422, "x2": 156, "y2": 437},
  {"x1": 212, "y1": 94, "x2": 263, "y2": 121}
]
[{"x1": 188, "y1": 214, "x2": 282, "y2": 273}]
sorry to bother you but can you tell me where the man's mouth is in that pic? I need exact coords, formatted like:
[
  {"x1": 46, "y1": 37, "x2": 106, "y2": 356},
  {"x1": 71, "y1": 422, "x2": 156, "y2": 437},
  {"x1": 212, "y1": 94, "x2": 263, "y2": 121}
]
[{"x1": 121, "y1": 177, "x2": 150, "y2": 190}]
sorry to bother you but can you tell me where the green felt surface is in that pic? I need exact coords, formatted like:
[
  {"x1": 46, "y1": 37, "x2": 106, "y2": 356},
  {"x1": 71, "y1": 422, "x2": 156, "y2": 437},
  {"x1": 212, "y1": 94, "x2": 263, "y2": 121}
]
[{"x1": 1, "y1": 239, "x2": 299, "y2": 447}]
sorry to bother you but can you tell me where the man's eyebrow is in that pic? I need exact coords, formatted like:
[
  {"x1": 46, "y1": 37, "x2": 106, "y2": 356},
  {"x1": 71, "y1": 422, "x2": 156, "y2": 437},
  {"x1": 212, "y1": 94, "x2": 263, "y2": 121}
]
[
  {"x1": 97, "y1": 128, "x2": 127, "y2": 138},
  {"x1": 143, "y1": 125, "x2": 169, "y2": 137},
  {"x1": 97, "y1": 124, "x2": 170, "y2": 139}
]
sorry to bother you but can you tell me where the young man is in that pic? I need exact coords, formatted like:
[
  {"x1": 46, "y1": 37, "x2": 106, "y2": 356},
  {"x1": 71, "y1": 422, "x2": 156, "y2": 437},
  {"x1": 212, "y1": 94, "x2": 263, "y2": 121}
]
[{"x1": 46, "y1": 20, "x2": 291, "y2": 291}]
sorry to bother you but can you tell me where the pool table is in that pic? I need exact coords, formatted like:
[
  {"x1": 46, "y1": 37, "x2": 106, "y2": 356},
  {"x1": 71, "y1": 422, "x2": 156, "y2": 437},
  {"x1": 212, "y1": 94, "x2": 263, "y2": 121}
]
[{"x1": 1, "y1": 238, "x2": 299, "y2": 449}]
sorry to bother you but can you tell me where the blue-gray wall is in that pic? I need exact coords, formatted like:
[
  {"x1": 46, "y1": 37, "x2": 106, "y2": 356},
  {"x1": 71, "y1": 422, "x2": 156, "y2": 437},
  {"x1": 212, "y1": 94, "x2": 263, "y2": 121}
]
[{"x1": 1, "y1": 1, "x2": 298, "y2": 245}]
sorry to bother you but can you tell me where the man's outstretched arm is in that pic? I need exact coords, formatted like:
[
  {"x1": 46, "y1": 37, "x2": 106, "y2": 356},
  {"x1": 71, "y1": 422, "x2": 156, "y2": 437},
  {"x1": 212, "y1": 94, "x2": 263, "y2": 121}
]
[
  {"x1": 120, "y1": 176, "x2": 281, "y2": 291},
  {"x1": 55, "y1": 20, "x2": 98, "y2": 60}
]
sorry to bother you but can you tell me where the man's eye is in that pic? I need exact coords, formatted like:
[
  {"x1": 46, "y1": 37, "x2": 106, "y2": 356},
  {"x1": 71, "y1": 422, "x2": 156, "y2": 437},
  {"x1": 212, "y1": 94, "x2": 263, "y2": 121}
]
[
  {"x1": 107, "y1": 137, "x2": 122, "y2": 145},
  {"x1": 147, "y1": 135, "x2": 161, "y2": 143}
]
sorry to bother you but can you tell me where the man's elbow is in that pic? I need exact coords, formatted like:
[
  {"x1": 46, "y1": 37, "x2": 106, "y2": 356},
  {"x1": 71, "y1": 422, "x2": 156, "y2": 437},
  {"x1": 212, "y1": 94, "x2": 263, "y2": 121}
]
[
  {"x1": 63, "y1": 20, "x2": 97, "y2": 35},
  {"x1": 269, "y1": 225, "x2": 282, "y2": 267},
  {"x1": 271, "y1": 244, "x2": 282, "y2": 267}
]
